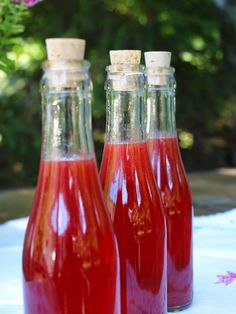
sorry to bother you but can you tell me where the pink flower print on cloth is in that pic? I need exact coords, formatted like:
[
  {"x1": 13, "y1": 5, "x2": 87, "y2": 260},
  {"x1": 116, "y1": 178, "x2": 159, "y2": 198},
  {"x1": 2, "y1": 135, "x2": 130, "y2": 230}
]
[{"x1": 216, "y1": 272, "x2": 236, "y2": 286}]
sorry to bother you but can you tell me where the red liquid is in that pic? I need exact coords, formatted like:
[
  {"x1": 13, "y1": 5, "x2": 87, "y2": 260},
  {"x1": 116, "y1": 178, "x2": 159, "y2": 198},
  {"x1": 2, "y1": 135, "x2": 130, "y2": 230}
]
[
  {"x1": 147, "y1": 137, "x2": 193, "y2": 309},
  {"x1": 100, "y1": 142, "x2": 166, "y2": 314},
  {"x1": 23, "y1": 157, "x2": 120, "y2": 314}
]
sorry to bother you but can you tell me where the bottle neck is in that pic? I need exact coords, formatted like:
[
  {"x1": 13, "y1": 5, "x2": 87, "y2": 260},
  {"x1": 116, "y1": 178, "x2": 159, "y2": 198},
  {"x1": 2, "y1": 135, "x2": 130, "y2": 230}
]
[
  {"x1": 145, "y1": 67, "x2": 176, "y2": 138},
  {"x1": 105, "y1": 64, "x2": 145, "y2": 143},
  {"x1": 41, "y1": 60, "x2": 94, "y2": 160}
]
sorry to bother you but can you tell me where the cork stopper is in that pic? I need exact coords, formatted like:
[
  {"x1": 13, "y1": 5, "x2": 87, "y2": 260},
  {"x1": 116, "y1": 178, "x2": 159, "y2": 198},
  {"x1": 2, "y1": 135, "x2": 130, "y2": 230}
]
[
  {"x1": 144, "y1": 51, "x2": 172, "y2": 86},
  {"x1": 108, "y1": 50, "x2": 142, "y2": 91},
  {"x1": 46, "y1": 38, "x2": 86, "y2": 61},
  {"x1": 144, "y1": 51, "x2": 171, "y2": 68},
  {"x1": 44, "y1": 38, "x2": 88, "y2": 88},
  {"x1": 110, "y1": 50, "x2": 141, "y2": 65}
]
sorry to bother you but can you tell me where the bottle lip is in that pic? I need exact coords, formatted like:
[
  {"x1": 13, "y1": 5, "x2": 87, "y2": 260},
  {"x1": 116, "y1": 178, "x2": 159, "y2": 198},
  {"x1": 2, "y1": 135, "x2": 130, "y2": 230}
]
[
  {"x1": 43, "y1": 59, "x2": 90, "y2": 72},
  {"x1": 106, "y1": 64, "x2": 145, "y2": 73},
  {"x1": 145, "y1": 66, "x2": 175, "y2": 74}
]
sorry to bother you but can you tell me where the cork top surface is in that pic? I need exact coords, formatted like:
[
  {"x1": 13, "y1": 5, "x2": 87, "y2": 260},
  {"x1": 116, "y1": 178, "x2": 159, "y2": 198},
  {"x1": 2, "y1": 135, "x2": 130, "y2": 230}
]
[
  {"x1": 144, "y1": 51, "x2": 171, "y2": 67},
  {"x1": 110, "y1": 50, "x2": 141, "y2": 65},
  {"x1": 46, "y1": 38, "x2": 86, "y2": 61}
]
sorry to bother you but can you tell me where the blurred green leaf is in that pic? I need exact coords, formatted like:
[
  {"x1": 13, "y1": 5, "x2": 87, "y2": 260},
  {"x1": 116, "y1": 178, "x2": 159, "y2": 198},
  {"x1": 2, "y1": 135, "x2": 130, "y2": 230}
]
[{"x1": 1, "y1": 0, "x2": 236, "y2": 188}]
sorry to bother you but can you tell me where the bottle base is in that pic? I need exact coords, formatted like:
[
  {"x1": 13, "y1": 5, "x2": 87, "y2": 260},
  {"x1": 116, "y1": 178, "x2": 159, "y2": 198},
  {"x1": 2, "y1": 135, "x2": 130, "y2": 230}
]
[{"x1": 168, "y1": 299, "x2": 192, "y2": 312}]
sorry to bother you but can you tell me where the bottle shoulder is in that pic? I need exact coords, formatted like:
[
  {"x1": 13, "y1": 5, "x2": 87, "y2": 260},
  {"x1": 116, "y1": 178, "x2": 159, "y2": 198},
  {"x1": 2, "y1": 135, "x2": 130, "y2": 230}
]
[
  {"x1": 23, "y1": 157, "x2": 116, "y2": 273},
  {"x1": 100, "y1": 142, "x2": 159, "y2": 192},
  {"x1": 147, "y1": 136, "x2": 192, "y2": 204},
  {"x1": 99, "y1": 142, "x2": 165, "y2": 229}
]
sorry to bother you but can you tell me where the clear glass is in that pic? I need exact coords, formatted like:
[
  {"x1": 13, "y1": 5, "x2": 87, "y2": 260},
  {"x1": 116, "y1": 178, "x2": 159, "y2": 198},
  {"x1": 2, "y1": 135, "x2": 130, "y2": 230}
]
[
  {"x1": 105, "y1": 64, "x2": 145, "y2": 143},
  {"x1": 146, "y1": 67, "x2": 176, "y2": 138},
  {"x1": 100, "y1": 64, "x2": 167, "y2": 314},
  {"x1": 41, "y1": 60, "x2": 93, "y2": 159},
  {"x1": 146, "y1": 66, "x2": 193, "y2": 311},
  {"x1": 22, "y1": 60, "x2": 120, "y2": 314}
]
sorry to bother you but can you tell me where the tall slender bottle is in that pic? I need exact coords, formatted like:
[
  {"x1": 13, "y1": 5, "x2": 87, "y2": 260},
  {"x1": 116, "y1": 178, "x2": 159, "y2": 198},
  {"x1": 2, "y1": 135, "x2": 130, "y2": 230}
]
[
  {"x1": 145, "y1": 51, "x2": 193, "y2": 311},
  {"x1": 22, "y1": 38, "x2": 120, "y2": 314},
  {"x1": 100, "y1": 50, "x2": 167, "y2": 314}
]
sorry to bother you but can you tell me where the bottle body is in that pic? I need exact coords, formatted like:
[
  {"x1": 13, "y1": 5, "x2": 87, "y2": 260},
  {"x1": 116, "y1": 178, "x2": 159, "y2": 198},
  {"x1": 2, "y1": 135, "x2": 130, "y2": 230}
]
[
  {"x1": 100, "y1": 142, "x2": 166, "y2": 314},
  {"x1": 147, "y1": 137, "x2": 193, "y2": 310},
  {"x1": 23, "y1": 157, "x2": 119, "y2": 314},
  {"x1": 146, "y1": 67, "x2": 193, "y2": 311},
  {"x1": 100, "y1": 64, "x2": 167, "y2": 314},
  {"x1": 22, "y1": 60, "x2": 120, "y2": 314}
]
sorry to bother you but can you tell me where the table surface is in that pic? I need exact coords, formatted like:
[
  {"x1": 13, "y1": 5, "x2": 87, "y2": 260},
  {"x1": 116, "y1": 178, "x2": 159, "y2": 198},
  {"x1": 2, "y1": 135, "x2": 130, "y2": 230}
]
[{"x1": 0, "y1": 209, "x2": 236, "y2": 314}]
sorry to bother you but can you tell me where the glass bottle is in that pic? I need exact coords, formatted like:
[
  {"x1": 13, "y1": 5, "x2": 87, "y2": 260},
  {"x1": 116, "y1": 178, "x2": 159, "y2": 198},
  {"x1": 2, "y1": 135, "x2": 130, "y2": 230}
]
[
  {"x1": 22, "y1": 39, "x2": 120, "y2": 314},
  {"x1": 99, "y1": 50, "x2": 167, "y2": 314},
  {"x1": 145, "y1": 51, "x2": 193, "y2": 311}
]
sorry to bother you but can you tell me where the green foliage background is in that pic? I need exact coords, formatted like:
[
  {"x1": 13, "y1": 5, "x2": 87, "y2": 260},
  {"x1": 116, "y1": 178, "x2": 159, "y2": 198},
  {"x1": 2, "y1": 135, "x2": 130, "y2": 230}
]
[{"x1": 0, "y1": 0, "x2": 236, "y2": 188}]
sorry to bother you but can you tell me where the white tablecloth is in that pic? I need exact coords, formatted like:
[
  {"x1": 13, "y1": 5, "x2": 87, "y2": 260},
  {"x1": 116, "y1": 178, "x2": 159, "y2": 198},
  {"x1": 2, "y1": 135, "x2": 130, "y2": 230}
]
[{"x1": 0, "y1": 210, "x2": 236, "y2": 314}]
